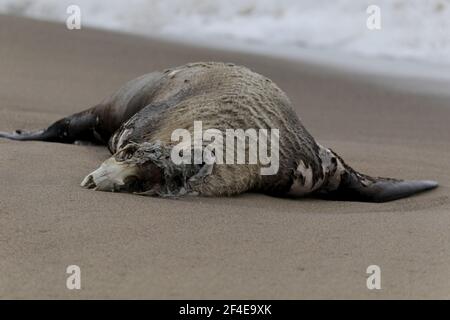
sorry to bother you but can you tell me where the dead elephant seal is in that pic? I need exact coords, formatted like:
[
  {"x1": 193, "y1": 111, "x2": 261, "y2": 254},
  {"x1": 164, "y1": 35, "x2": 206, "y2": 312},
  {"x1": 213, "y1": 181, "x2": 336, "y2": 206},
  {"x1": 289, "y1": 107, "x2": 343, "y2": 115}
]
[{"x1": 0, "y1": 62, "x2": 437, "y2": 201}]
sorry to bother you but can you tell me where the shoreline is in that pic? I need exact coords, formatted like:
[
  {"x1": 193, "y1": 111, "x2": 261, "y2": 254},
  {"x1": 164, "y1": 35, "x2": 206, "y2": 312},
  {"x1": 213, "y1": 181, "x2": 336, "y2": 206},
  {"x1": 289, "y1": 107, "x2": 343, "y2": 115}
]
[{"x1": 4, "y1": 14, "x2": 450, "y2": 97}]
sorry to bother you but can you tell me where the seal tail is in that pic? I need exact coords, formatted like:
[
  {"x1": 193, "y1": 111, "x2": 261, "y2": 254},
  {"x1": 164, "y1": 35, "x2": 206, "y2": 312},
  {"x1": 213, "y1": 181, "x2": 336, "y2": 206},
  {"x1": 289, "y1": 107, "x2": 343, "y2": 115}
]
[
  {"x1": 0, "y1": 111, "x2": 103, "y2": 144},
  {"x1": 313, "y1": 148, "x2": 438, "y2": 203}
]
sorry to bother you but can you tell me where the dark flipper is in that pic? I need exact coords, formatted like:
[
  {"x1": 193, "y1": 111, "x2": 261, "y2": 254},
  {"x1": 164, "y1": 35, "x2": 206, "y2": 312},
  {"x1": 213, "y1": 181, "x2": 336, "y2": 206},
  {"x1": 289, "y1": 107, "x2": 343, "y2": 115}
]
[
  {"x1": 0, "y1": 72, "x2": 167, "y2": 146},
  {"x1": 311, "y1": 147, "x2": 438, "y2": 203},
  {"x1": 0, "y1": 111, "x2": 104, "y2": 144},
  {"x1": 316, "y1": 156, "x2": 438, "y2": 203},
  {"x1": 365, "y1": 179, "x2": 438, "y2": 202},
  {"x1": 316, "y1": 173, "x2": 438, "y2": 203}
]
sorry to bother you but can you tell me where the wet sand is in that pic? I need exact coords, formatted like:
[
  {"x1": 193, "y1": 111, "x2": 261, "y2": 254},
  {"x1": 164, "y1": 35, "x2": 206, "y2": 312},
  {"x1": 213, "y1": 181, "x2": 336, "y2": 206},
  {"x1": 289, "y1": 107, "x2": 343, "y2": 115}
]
[{"x1": 0, "y1": 15, "x2": 449, "y2": 299}]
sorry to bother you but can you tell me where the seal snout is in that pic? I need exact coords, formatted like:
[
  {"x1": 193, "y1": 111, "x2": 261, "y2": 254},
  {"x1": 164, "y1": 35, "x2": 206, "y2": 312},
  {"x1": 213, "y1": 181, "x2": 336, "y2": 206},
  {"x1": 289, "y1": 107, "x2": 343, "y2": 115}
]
[
  {"x1": 81, "y1": 174, "x2": 96, "y2": 189},
  {"x1": 80, "y1": 157, "x2": 139, "y2": 192}
]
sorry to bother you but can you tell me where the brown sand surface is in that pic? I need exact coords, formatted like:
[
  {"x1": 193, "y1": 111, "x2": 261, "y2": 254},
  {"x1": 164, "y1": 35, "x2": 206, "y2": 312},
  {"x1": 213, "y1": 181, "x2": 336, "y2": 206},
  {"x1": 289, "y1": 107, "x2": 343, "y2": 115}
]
[{"x1": 0, "y1": 15, "x2": 449, "y2": 299}]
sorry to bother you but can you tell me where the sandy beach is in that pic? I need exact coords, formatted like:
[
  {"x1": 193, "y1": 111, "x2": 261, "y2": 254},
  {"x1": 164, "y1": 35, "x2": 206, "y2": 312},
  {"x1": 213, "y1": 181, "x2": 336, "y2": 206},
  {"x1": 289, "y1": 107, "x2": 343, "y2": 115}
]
[{"x1": 0, "y1": 15, "x2": 449, "y2": 299}]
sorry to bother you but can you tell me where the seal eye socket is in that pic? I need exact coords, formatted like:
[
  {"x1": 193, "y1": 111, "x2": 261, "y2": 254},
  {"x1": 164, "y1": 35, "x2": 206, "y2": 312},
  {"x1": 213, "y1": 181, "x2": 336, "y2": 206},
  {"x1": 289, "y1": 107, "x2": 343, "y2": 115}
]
[{"x1": 116, "y1": 143, "x2": 139, "y2": 161}]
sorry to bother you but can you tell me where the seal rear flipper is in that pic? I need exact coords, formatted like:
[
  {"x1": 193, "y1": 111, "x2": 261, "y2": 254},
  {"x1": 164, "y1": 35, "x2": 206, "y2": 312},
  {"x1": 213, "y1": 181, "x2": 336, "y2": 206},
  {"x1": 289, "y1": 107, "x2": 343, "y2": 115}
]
[
  {"x1": 315, "y1": 171, "x2": 438, "y2": 203},
  {"x1": 0, "y1": 111, "x2": 104, "y2": 144},
  {"x1": 301, "y1": 146, "x2": 439, "y2": 203}
]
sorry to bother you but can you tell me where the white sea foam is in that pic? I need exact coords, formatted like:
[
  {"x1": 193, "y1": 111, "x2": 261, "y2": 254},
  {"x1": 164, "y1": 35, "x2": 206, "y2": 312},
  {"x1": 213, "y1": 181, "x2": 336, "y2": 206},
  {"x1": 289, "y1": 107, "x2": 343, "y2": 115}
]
[{"x1": 0, "y1": 0, "x2": 449, "y2": 66}]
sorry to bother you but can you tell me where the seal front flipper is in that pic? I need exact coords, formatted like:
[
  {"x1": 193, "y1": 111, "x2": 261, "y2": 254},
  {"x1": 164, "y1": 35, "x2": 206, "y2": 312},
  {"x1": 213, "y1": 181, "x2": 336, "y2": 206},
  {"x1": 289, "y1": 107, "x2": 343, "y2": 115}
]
[
  {"x1": 0, "y1": 129, "x2": 46, "y2": 141},
  {"x1": 0, "y1": 110, "x2": 103, "y2": 144},
  {"x1": 0, "y1": 71, "x2": 166, "y2": 145}
]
